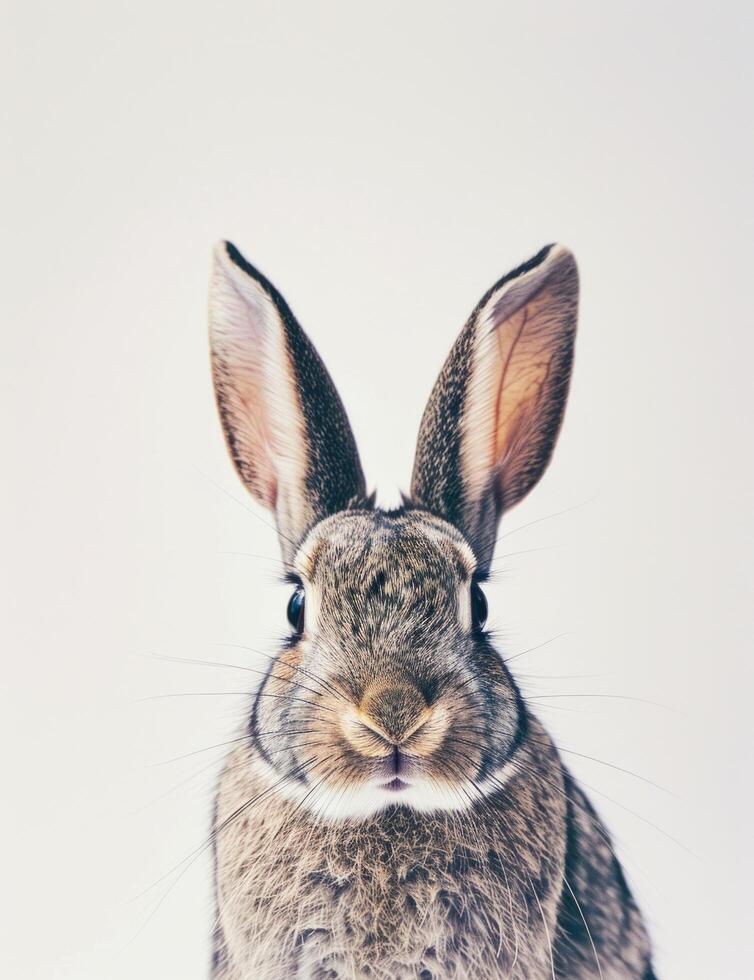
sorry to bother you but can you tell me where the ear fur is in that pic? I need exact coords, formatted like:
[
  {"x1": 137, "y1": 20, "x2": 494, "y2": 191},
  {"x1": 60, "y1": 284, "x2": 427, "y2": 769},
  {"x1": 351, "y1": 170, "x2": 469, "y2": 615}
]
[
  {"x1": 209, "y1": 242, "x2": 366, "y2": 562},
  {"x1": 410, "y1": 245, "x2": 578, "y2": 570}
]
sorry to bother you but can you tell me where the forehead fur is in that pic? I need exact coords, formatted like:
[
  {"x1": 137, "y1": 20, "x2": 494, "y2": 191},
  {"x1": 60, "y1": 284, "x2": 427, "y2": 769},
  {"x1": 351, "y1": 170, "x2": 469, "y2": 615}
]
[{"x1": 295, "y1": 508, "x2": 476, "y2": 585}]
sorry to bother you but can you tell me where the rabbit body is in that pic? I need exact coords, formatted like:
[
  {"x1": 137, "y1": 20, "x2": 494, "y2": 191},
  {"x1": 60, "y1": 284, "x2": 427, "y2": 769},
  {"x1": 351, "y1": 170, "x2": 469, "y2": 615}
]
[
  {"x1": 213, "y1": 720, "x2": 653, "y2": 980},
  {"x1": 207, "y1": 242, "x2": 656, "y2": 979},
  {"x1": 212, "y1": 717, "x2": 651, "y2": 980}
]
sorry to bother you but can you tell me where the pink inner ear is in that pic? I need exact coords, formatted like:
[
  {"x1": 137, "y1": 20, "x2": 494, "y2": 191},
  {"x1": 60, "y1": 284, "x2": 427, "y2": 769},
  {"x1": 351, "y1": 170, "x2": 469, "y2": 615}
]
[
  {"x1": 210, "y1": 250, "x2": 295, "y2": 515},
  {"x1": 492, "y1": 295, "x2": 560, "y2": 466},
  {"x1": 237, "y1": 387, "x2": 278, "y2": 511},
  {"x1": 461, "y1": 248, "x2": 577, "y2": 520}
]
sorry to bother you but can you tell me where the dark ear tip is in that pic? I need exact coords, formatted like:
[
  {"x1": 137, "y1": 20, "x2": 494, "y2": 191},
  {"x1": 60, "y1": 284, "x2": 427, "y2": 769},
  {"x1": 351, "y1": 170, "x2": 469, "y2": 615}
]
[
  {"x1": 215, "y1": 241, "x2": 281, "y2": 303},
  {"x1": 531, "y1": 243, "x2": 577, "y2": 271},
  {"x1": 223, "y1": 241, "x2": 242, "y2": 263},
  {"x1": 533, "y1": 243, "x2": 557, "y2": 266},
  {"x1": 520, "y1": 244, "x2": 578, "y2": 296},
  {"x1": 222, "y1": 240, "x2": 252, "y2": 274},
  {"x1": 212, "y1": 240, "x2": 243, "y2": 274}
]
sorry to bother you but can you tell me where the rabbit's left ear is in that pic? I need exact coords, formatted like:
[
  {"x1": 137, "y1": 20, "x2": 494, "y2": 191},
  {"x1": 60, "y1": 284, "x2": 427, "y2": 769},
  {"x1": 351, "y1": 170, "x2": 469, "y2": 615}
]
[
  {"x1": 209, "y1": 242, "x2": 366, "y2": 562},
  {"x1": 410, "y1": 245, "x2": 578, "y2": 571}
]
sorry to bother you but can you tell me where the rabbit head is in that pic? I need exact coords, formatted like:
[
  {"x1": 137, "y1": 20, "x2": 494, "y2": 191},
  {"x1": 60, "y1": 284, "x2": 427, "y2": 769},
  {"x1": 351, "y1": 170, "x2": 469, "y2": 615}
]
[{"x1": 209, "y1": 241, "x2": 578, "y2": 820}]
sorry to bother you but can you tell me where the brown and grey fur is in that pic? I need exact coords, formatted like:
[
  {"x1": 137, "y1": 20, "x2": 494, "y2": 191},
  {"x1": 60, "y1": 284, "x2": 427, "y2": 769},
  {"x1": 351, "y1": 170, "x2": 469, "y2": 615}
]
[{"x1": 207, "y1": 241, "x2": 656, "y2": 978}]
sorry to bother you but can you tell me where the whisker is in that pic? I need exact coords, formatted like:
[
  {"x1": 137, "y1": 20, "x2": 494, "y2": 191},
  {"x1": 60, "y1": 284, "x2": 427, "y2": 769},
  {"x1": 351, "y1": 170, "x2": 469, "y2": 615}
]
[
  {"x1": 506, "y1": 754, "x2": 696, "y2": 858},
  {"x1": 478, "y1": 719, "x2": 672, "y2": 794},
  {"x1": 133, "y1": 755, "x2": 319, "y2": 907},
  {"x1": 518, "y1": 700, "x2": 593, "y2": 714},
  {"x1": 137, "y1": 689, "x2": 336, "y2": 713},
  {"x1": 521, "y1": 693, "x2": 676, "y2": 711},
  {"x1": 147, "y1": 650, "x2": 344, "y2": 704},
  {"x1": 504, "y1": 633, "x2": 574, "y2": 665},
  {"x1": 217, "y1": 551, "x2": 286, "y2": 565},
  {"x1": 488, "y1": 544, "x2": 564, "y2": 568},
  {"x1": 133, "y1": 755, "x2": 225, "y2": 812},
  {"x1": 194, "y1": 467, "x2": 314, "y2": 565},
  {"x1": 562, "y1": 873, "x2": 604, "y2": 980},
  {"x1": 451, "y1": 744, "x2": 618, "y2": 857},
  {"x1": 148, "y1": 726, "x2": 322, "y2": 766},
  {"x1": 273, "y1": 757, "x2": 340, "y2": 836},
  {"x1": 217, "y1": 644, "x2": 348, "y2": 704},
  {"x1": 495, "y1": 498, "x2": 594, "y2": 543},
  {"x1": 514, "y1": 672, "x2": 602, "y2": 681},
  {"x1": 529, "y1": 871, "x2": 556, "y2": 980},
  {"x1": 435, "y1": 760, "x2": 523, "y2": 967}
]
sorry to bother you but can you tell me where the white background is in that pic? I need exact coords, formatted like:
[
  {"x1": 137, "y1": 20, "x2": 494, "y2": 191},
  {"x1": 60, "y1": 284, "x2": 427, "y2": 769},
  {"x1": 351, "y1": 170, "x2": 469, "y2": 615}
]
[{"x1": 3, "y1": 2, "x2": 753, "y2": 977}]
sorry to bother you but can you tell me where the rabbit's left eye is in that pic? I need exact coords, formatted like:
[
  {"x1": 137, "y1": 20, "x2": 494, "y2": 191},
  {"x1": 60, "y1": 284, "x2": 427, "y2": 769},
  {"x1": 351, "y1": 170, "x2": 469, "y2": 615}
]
[
  {"x1": 471, "y1": 582, "x2": 488, "y2": 630},
  {"x1": 287, "y1": 587, "x2": 305, "y2": 633}
]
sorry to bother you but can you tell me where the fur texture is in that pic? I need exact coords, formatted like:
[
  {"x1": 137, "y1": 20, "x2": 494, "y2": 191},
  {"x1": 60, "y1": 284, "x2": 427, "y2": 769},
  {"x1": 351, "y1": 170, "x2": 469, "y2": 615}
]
[{"x1": 207, "y1": 242, "x2": 655, "y2": 978}]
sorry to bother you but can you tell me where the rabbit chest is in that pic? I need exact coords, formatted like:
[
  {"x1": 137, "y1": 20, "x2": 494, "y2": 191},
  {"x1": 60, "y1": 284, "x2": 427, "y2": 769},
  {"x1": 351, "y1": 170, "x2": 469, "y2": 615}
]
[{"x1": 214, "y1": 745, "x2": 567, "y2": 980}]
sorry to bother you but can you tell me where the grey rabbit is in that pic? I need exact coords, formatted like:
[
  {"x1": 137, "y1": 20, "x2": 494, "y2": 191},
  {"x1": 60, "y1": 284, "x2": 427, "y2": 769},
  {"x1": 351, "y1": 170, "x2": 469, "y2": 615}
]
[{"x1": 207, "y1": 240, "x2": 655, "y2": 979}]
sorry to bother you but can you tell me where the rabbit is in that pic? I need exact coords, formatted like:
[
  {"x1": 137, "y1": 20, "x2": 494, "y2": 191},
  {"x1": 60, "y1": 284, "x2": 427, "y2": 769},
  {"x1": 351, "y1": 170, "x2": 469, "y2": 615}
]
[{"x1": 207, "y1": 240, "x2": 656, "y2": 980}]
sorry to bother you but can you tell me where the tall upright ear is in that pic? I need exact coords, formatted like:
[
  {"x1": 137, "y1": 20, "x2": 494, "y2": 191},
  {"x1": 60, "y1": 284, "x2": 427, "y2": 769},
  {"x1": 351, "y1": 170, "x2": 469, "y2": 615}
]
[
  {"x1": 209, "y1": 241, "x2": 367, "y2": 562},
  {"x1": 410, "y1": 245, "x2": 578, "y2": 570}
]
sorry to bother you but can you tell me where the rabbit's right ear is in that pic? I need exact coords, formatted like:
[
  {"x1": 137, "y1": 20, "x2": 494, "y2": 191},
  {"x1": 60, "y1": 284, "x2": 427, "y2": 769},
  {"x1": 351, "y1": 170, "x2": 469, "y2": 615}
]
[
  {"x1": 209, "y1": 242, "x2": 367, "y2": 563},
  {"x1": 410, "y1": 245, "x2": 578, "y2": 572}
]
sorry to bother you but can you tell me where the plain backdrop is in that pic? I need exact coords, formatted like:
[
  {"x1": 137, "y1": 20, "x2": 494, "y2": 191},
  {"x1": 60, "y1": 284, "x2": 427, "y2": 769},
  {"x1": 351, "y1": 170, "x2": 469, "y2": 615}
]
[{"x1": 3, "y1": 2, "x2": 753, "y2": 978}]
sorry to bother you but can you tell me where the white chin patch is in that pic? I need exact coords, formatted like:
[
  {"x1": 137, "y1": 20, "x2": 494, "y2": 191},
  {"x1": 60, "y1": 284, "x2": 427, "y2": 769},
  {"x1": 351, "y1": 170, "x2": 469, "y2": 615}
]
[{"x1": 286, "y1": 778, "x2": 483, "y2": 822}]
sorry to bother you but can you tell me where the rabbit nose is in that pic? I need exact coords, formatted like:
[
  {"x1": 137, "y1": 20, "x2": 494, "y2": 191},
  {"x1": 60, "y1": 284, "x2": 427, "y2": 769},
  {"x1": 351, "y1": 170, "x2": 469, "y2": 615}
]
[
  {"x1": 360, "y1": 682, "x2": 430, "y2": 745},
  {"x1": 341, "y1": 681, "x2": 447, "y2": 759}
]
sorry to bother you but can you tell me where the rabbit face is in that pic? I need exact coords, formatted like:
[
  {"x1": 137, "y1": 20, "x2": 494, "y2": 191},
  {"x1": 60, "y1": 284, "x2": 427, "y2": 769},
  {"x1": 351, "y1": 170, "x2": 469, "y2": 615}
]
[{"x1": 251, "y1": 507, "x2": 522, "y2": 819}]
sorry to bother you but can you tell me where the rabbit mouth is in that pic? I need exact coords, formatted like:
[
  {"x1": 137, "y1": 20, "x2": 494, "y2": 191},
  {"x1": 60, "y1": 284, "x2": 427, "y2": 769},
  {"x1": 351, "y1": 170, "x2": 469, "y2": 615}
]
[{"x1": 379, "y1": 777, "x2": 410, "y2": 792}]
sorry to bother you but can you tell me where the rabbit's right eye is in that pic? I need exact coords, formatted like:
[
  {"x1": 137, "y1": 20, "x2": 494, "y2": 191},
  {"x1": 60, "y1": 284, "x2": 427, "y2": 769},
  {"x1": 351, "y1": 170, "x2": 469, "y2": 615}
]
[
  {"x1": 287, "y1": 587, "x2": 305, "y2": 633},
  {"x1": 471, "y1": 582, "x2": 488, "y2": 630}
]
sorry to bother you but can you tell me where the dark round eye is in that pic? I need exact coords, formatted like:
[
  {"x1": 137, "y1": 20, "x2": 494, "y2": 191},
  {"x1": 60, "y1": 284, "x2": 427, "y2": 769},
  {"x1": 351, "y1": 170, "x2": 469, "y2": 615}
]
[
  {"x1": 286, "y1": 587, "x2": 305, "y2": 633},
  {"x1": 471, "y1": 582, "x2": 488, "y2": 630}
]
